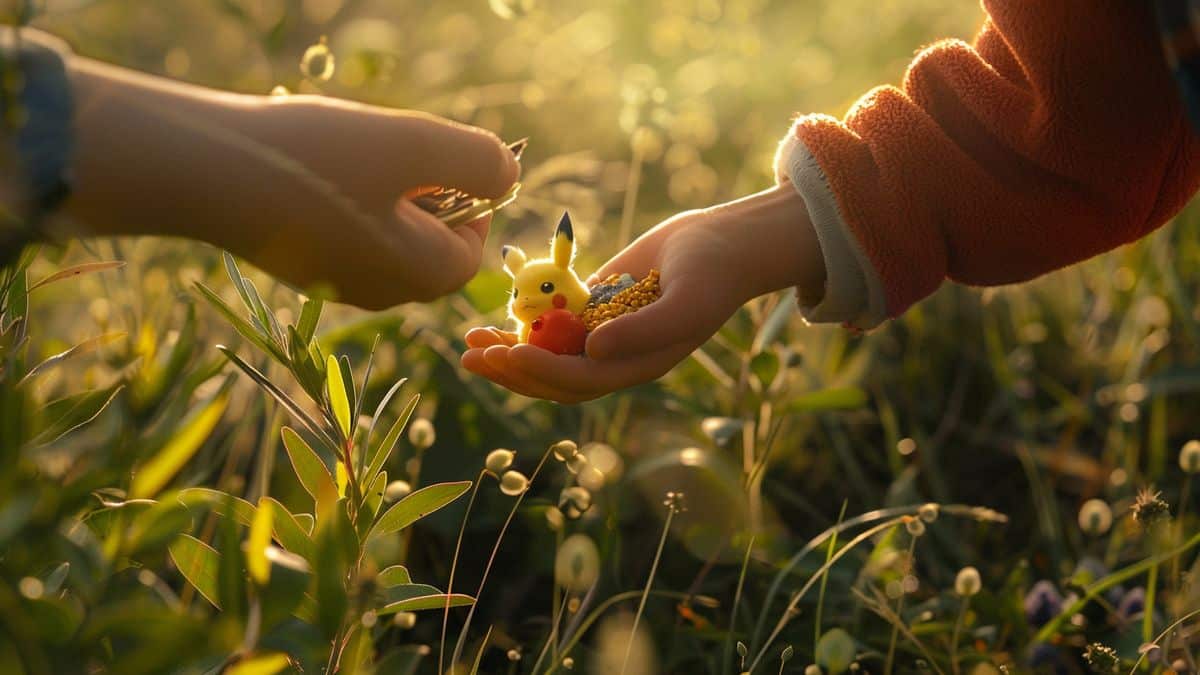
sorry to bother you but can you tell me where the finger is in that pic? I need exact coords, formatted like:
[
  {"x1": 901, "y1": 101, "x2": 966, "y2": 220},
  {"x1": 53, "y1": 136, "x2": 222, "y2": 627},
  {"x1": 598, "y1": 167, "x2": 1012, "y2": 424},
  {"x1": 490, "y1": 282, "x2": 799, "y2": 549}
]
[
  {"x1": 461, "y1": 348, "x2": 527, "y2": 393},
  {"x1": 585, "y1": 280, "x2": 723, "y2": 360},
  {"x1": 465, "y1": 327, "x2": 507, "y2": 349},
  {"x1": 506, "y1": 341, "x2": 694, "y2": 396},
  {"x1": 400, "y1": 115, "x2": 520, "y2": 198},
  {"x1": 391, "y1": 199, "x2": 484, "y2": 300},
  {"x1": 481, "y1": 346, "x2": 592, "y2": 402}
]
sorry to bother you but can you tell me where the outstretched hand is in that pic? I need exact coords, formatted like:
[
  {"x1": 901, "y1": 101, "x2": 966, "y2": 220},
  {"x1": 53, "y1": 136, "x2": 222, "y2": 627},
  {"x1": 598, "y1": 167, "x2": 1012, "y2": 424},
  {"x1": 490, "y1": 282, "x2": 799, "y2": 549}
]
[{"x1": 462, "y1": 185, "x2": 824, "y2": 403}]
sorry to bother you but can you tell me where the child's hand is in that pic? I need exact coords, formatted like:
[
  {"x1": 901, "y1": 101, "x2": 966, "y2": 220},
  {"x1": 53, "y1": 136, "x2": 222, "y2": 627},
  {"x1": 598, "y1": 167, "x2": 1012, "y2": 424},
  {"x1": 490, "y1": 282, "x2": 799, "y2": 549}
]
[
  {"x1": 461, "y1": 185, "x2": 824, "y2": 403},
  {"x1": 62, "y1": 56, "x2": 520, "y2": 309}
]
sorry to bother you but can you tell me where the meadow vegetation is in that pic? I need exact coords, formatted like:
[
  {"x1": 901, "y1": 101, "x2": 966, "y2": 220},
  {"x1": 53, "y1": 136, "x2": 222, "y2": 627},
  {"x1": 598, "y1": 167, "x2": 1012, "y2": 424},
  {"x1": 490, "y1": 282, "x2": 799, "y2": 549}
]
[{"x1": 4, "y1": 0, "x2": 1199, "y2": 672}]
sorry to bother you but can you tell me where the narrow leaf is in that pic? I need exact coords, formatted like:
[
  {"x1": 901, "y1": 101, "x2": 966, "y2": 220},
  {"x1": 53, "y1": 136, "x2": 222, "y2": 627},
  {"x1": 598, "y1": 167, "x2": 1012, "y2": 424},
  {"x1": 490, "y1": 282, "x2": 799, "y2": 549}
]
[
  {"x1": 19, "y1": 331, "x2": 125, "y2": 386},
  {"x1": 326, "y1": 354, "x2": 351, "y2": 441},
  {"x1": 376, "y1": 565, "x2": 411, "y2": 587},
  {"x1": 168, "y1": 534, "x2": 221, "y2": 609},
  {"x1": 261, "y1": 497, "x2": 313, "y2": 560},
  {"x1": 29, "y1": 261, "x2": 125, "y2": 291},
  {"x1": 365, "y1": 393, "x2": 418, "y2": 485},
  {"x1": 248, "y1": 498, "x2": 274, "y2": 585},
  {"x1": 784, "y1": 387, "x2": 869, "y2": 413},
  {"x1": 130, "y1": 387, "x2": 230, "y2": 499},
  {"x1": 195, "y1": 282, "x2": 288, "y2": 366},
  {"x1": 281, "y1": 426, "x2": 337, "y2": 509},
  {"x1": 367, "y1": 481, "x2": 471, "y2": 542},
  {"x1": 219, "y1": 346, "x2": 335, "y2": 449},
  {"x1": 177, "y1": 487, "x2": 257, "y2": 526},
  {"x1": 376, "y1": 593, "x2": 474, "y2": 615},
  {"x1": 32, "y1": 384, "x2": 123, "y2": 446},
  {"x1": 226, "y1": 653, "x2": 291, "y2": 675},
  {"x1": 295, "y1": 297, "x2": 323, "y2": 346}
]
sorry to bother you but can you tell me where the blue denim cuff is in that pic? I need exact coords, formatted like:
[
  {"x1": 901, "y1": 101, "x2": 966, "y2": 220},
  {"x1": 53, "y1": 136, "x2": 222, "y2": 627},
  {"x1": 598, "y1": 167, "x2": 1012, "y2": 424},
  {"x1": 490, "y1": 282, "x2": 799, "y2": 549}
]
[{"x1": 1, "y1": 29, "x2": 74, "y2": 219}]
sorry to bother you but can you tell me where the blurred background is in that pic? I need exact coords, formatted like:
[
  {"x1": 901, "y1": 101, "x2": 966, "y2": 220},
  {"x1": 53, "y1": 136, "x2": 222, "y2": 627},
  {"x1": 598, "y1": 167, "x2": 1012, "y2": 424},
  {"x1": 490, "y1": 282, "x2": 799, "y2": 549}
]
[{"x1": 12, "y1": 0, "x2": 1200, "y2": 673}]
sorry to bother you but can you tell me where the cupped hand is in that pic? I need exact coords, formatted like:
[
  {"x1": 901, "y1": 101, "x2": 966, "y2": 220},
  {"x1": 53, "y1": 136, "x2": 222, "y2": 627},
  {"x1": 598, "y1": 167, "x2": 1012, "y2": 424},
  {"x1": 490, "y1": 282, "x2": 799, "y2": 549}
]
[{"x1": 461, "y1": 186, "x2": 821, "y2": 403}]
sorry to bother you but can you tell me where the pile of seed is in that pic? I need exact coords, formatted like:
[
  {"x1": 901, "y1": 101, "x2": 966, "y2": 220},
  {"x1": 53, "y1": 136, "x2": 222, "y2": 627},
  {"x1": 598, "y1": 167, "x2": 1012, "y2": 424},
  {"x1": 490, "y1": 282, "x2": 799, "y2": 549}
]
[{"x1": 580, "y1": 269, "x2": 662, "y2": 331}]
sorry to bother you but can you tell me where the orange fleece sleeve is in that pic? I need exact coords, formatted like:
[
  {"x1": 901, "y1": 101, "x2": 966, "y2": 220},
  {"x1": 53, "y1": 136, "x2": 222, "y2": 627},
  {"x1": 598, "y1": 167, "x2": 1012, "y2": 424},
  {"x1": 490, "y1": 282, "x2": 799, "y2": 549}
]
[{"x1": 778, "y1": 0, "x2": 1200, "y2": 327}]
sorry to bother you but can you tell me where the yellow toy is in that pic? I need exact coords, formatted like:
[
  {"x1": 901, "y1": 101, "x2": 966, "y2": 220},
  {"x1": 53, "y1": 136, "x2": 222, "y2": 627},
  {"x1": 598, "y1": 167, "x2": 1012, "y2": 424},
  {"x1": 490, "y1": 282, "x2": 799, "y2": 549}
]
[{"x1": 502, "y1": 213, "x2": 591, "y2": 343}]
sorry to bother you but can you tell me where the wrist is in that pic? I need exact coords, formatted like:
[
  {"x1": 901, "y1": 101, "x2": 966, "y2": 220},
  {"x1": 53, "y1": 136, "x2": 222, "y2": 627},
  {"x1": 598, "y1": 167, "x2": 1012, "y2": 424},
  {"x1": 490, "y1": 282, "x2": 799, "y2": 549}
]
[{"x1": 711, "y1": 184, "x2": 826, "y2": 301}]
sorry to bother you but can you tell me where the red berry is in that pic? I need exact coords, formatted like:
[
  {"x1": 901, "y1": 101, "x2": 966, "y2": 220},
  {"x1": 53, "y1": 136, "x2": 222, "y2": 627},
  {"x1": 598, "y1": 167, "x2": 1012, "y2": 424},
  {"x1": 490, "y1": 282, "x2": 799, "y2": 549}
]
[{"x1": 527, "y1": 309, "x2": 588, "y2": 355}]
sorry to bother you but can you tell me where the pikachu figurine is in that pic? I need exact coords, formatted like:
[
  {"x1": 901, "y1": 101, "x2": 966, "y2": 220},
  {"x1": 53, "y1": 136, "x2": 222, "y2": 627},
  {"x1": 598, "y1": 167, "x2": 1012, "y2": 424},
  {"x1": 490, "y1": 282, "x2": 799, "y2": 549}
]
[{"x1": 502, "y1": 213, "x2": 592, "y2": 351}]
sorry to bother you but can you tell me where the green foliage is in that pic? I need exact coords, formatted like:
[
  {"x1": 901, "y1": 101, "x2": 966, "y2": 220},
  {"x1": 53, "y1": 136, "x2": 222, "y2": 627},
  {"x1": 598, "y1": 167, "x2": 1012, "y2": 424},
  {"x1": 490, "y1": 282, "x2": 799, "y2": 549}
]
[{"x1": 9, "y1": 1, "x2": 1200, "y2": 672}]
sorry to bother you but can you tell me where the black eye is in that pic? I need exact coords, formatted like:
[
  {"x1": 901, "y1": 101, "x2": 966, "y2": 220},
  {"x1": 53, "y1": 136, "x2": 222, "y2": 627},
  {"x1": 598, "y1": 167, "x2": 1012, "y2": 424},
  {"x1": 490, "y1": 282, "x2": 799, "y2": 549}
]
[
  {"x1": 540, "y1": 282, "x2": 555, "y2": 294},
  {"x1": 513, "y1": 288, "x2": 519, "y2": 298}
]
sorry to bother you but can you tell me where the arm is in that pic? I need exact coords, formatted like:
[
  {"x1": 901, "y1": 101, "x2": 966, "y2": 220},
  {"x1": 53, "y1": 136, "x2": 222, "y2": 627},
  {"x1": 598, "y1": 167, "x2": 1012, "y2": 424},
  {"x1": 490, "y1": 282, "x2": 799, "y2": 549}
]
[
  {"x1": 51, "y1": 34, "x2": 519, "y2": 308},
  {"x1": 778, "y1": 0, "x2": 1200, "y2": 329}
]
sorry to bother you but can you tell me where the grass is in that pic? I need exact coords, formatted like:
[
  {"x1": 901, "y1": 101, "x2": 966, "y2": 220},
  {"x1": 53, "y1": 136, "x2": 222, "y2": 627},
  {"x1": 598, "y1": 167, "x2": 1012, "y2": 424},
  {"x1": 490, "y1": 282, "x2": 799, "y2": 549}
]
[{"x1": 3, "y1": 0, "x2": 1200, "y2": 672}]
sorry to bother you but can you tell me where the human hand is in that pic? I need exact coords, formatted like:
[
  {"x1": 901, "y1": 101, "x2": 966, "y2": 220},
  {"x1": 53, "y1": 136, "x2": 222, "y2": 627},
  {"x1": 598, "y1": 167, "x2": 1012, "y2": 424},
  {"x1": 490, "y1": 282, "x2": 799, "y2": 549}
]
[
  {"x1": 63, "y1": 56, "x2": 520, "y2": 309},
  {"x1": 462, "y1": 185, "x2": 824, "y2": 403}
]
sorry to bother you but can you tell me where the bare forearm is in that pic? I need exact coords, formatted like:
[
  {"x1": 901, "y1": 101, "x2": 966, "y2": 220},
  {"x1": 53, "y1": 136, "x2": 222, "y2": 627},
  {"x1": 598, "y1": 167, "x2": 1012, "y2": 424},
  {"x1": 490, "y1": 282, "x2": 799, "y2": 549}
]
[{"x1": 60, "y1": 55, "x2": 269, "y2": 245}]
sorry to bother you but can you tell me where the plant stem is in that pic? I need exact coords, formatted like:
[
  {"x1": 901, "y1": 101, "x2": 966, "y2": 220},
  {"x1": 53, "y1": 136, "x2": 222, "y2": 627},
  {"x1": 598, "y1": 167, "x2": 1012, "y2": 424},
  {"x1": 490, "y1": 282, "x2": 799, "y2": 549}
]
[
  {"x1": 439, "y1": 470, "x2": 486, "y2": 675},
  {"x1": 886, "y1": 535, "x2": 918, "y2": 675},
  {"x1": 722, "y1": 535, "x2": 756, "y2": 674},
  {"x1": 951, "y1": 596, "x2": 968, "y2": 675},
  {"x1": 450, "y1": 446, "x2": 556, "y2": 668},
  {"x1": 621, "y1": 503, "x2": 677, "y2": 675},
  {"x1": 816, "y1": 502, "x2": 848, "y2": 650}
]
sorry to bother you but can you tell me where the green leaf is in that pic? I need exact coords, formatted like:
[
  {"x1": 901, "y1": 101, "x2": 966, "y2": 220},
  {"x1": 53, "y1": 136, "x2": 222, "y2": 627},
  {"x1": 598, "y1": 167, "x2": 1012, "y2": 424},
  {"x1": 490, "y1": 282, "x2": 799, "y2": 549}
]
[
  {"x1": 295, "y1": 297, "x2": 323, "y2": 346},
  {"x1": 220, "y1": 346, "x2": 335, "y2": 449},
  {"x1": 222, "y1": 252, "x2": 255, "y2": 316},
  {"x1": 168, "y1": 534, "x2": 221, "y2": 609},
  {"x1": 365, "y1": 394, "x2": 418, "y2": 486},
  {"x1": 749, "y1": 350, "x2": 780, "y2": 390},
  {"x1": 376, "y1": 565, "x2": 411, "y2": 587},
  {"x1": 261, "y1": 497, "x2": 313, "y2": 560},
  {"x1": 326, "y1": 354, "x2": 352, "y2": 441},
  {"x1": 32, "y1": 384, "x2": 123, "y2": 446},
  {"x1": 376, "y1": 592, "x2": 474, "y2": 615},
  {"x1": 131, "y1": 303, "x2": 197, "y2": 415},
  {"x1": 18, "y1": 332, "x2": 125, "y2": 387},
  {"x1": 129, "y1": 386, "x2": 231, "y2": 499},
  {"x1": 367, "y1": 481, "x2": 471, "y2": 542},
  {"x1": 28, "y1": 260, "x2": 125, "y2": 292},
  {"x1": 177, "y1": 487, "x2": 257, "y2": 526},
  {"x1": 243, "y1": 276, "x2": 283, "y2": 344},
  {"x1": 312, "y1": 502, "x2": 352, "y2": 638},
  {"x1": 281, "y1": 426, "x2": 337, "y2": 510},
  {"x1": 43, "y1": 563, "x2": 69, "y2": 595},
  {"x1": 217, "y1": 500, "x2": 247, "y2": 618},
  {"x1": 195, "y1": 282, "x2": 288, "y2": 366},
  {"x1": 358, "y1": 471, "x2": 386, "y2": 539},
  {"x1": 783, "y1": 387, "x2": 869, "y2": 413},
  {"x1": 123, "y1": 499, "x2": 193, "y2": 558},
  {"x1": 226, "y1": 653, "x2": 291, "y2": 675},
  {"x1": 364, "y1": 377, "x2": 408, "y2": 458},
  {"x1": 247, "y1": 499, "x2": 274, "y2": 585},
  {"x1": 260, "y1": 547, "x2": 311, "y2": 630}
]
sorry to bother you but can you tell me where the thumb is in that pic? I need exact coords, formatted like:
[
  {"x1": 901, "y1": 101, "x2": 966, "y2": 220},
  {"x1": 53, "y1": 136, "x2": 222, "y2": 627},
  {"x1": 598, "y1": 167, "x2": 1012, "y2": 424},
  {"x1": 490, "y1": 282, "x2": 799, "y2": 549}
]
[{"x1": 585, "y1": 280, "x2": 722, "y2": 360}]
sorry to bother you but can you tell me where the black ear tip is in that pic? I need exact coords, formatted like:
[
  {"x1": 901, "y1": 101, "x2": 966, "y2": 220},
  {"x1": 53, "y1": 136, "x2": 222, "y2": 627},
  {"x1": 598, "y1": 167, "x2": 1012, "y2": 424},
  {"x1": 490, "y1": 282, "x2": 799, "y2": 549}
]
[
  {"x1": 501, "y1": 245, "x2": 512, "y2": 259},
  {"x1": 556, "y1": 212, "x2": 574, "y2": 241}
]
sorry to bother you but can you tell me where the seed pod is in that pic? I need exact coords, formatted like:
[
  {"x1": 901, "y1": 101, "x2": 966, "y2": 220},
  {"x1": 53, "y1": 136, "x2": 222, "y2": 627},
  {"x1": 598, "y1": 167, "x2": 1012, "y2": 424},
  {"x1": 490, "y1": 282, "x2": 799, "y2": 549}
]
[
  {"x1": 1180, "y1": 440, "x2": 1200, "y2": 473},
  {"x1": 1078, "y1": 499, "x2": 1113, "y2": 536},
  {"x1": 955, "y1": 567, "x2": 982, "y2": 597},
  {"x1": 558, "y1": 486, "x2": 592, "y2": 518},
  {"x1": 408, "y1": 418, "x2": 436, "y2": 451},
  {"x1": 552, "y1": 440, "x2": 579, "y2": 461},
  {"x1": 500, "y1": 470, "x2": 529, "y2": 496},
  {"x1": 486, "y1": 448, "x2": 515, "y2": 474}
]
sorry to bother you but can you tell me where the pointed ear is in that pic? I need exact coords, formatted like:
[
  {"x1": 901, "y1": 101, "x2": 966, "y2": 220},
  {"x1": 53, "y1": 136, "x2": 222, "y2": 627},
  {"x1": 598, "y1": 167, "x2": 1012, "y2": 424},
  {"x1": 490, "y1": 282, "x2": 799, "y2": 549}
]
[
  {"x1": 551, "y1": 212, "x2": 575, "y2": 270},
  {"x1": 501, "y1": 245, "x2": 527, "y2": 278}
]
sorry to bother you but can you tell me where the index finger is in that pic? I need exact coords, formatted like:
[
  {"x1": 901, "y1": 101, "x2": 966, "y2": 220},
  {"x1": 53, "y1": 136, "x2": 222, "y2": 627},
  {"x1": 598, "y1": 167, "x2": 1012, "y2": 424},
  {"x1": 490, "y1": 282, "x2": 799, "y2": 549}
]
[{"x1": 400, "y1": 115, "x2": 520, "y2": 199}]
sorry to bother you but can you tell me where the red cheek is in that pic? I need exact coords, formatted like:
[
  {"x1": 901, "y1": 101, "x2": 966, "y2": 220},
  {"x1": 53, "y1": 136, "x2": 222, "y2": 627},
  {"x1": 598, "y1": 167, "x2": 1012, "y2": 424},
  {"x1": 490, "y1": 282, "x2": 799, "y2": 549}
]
[{"x1": 552, "y1": 294, "x2": 567, "y2": 309}]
